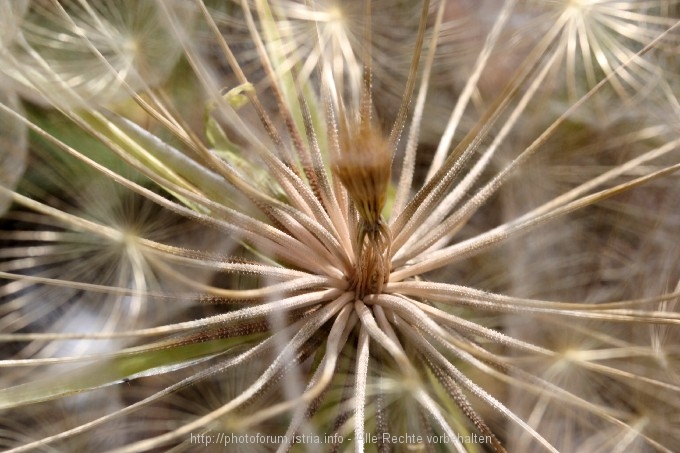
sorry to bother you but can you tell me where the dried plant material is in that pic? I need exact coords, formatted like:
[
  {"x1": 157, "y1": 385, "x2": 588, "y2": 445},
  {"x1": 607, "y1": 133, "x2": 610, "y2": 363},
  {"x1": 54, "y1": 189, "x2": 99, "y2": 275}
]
[{"x1": 0, "y1": 1, "x2": 679, "y2": 452}]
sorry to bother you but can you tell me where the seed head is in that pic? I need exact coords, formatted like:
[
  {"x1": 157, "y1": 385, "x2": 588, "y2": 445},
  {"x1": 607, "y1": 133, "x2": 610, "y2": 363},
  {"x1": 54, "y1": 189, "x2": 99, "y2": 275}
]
[{"x1": 333, "y1": 121, "x2": 391, "y2": 227}]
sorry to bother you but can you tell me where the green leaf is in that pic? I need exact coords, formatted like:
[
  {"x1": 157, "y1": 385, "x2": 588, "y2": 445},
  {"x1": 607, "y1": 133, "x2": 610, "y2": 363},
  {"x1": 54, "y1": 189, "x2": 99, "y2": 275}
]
[{"x1": 0, "y1": 335, "x2": 261, "y2": 410}]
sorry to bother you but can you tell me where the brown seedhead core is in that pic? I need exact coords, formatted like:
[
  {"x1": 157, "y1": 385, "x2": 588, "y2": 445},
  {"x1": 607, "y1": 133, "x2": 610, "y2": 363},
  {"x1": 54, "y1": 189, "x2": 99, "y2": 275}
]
[
  {"x1": 332, "y1": 122, "x2": 392, "y2": 298},
  {"x1": 351, "y1": 219, "x2": 391, "y2": 298}
]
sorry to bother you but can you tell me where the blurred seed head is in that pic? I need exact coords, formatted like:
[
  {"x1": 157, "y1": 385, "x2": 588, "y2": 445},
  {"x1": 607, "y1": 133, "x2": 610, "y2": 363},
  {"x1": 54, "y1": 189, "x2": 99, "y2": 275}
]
[
  {"x1": 0, "y1": 91, "x2": 27, "y2": 216},
  {"x1": 0, "y1": 0, "x2": 194, "y2": 107}
]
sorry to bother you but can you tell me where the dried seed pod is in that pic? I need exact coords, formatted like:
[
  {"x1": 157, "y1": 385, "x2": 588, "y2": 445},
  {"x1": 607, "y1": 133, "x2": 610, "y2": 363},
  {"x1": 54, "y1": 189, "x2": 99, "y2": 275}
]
[
  {"x1": 332, "y1": 120, "x2": 392, "y2": 297},
  {"x1": 333, "y1": 122, "x2": 392, "y2": 228}
]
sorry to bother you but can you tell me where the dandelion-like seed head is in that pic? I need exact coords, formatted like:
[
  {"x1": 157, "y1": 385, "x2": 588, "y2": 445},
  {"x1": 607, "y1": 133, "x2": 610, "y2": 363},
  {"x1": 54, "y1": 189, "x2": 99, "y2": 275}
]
[
  {"x1": 0, "y1": 0, "x2": 191, "y2": 106},
  {"x1": 1, "y1": 1, "x2": 680, "y2": 452}
]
